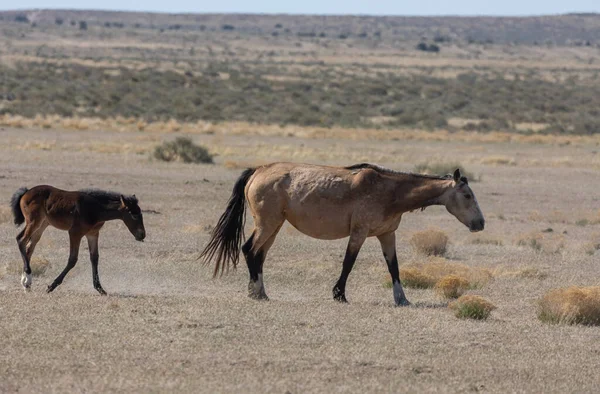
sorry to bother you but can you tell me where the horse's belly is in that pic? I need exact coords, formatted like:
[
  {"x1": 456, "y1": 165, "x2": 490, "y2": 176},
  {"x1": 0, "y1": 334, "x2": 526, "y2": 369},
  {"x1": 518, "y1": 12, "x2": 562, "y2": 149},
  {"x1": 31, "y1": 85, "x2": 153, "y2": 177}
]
[{"x1": 285, "y1": 205, "x2": 352, "y2": 240}]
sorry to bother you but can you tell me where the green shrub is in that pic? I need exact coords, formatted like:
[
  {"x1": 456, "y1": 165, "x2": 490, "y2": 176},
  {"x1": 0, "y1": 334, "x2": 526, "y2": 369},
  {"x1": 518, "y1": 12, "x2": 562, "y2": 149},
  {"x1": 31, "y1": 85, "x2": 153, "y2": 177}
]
[{"x1": 153, "y1": 137, "x2": 213, "y2": 164}]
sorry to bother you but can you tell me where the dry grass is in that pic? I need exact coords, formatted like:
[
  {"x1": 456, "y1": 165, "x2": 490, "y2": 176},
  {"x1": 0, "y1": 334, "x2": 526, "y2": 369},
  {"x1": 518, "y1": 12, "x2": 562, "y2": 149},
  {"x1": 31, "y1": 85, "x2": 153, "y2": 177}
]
[
  {"x1": 6, "y1": 257, "x2": 51, "y2": 277},
  {"x1": 410, "y1": 229, "x2": 449, "y2": 256},
  {"x1": 399, "y1": 257, "x2": 492, "y2": 289},
  {"x1": 435, "y1": 275, "x2": 470, "y2": 299},
  {"x1": 495, "y1": 266, "x2": 548, "y2": 280},
  {"x1": 538, "y1": 287, "x2": 600, "y2": 326},
  {"x1": 480, "y1": 156, "x2": 517, "y2": 166},
  {"x1": 0, "y1": 206, "x2": 13, "y2": 224},
  {"x1": 3, "y1": 114, "x2": 600, "y2": 148},
  {"x1": 515, "y1": 232, "x2": 565, "y2": 253},
  {"x1": 468, "y1": 235, "x2": 504, "y2": 246},
  {"x1": 449, "y1": 295, "x2": 497, "y2": 320},
  {"x1": 397, "y1": 268, "x2": 437, "y2": 289}
]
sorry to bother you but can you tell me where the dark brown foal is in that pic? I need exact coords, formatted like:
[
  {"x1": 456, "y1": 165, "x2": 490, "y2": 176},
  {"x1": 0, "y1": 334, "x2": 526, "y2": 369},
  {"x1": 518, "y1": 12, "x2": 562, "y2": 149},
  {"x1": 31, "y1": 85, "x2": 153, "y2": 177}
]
[{"x1": 10, "y1": 186, "x2": 146, "y2": 294}]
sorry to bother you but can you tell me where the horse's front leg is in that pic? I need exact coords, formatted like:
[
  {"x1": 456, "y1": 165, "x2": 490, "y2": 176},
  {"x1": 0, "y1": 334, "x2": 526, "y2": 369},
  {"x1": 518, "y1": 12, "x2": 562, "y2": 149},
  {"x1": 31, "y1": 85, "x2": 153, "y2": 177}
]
[
  {"x1": 332, "y1": 229, "x2": 367, "y2": 303},
  {"x1": 47, "y1": 231, "x2": 82, "y2": 293},
  {"x1": 377, "y1": 231, "x2": 410, "y2": 306},
  {"x1": 86, "y1": 232, "x2": 106, "y2": 295}
]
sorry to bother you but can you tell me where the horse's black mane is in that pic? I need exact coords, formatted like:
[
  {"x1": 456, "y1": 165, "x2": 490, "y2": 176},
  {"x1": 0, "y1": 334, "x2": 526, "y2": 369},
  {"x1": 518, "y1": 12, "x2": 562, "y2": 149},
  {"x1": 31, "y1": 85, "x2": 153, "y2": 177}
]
[
  {"x1": 345, "y1": 163, "x2": 454, "y2": 181},
  {"x1": 80, "y1": 189, "x2": 138, "y2": 206}
]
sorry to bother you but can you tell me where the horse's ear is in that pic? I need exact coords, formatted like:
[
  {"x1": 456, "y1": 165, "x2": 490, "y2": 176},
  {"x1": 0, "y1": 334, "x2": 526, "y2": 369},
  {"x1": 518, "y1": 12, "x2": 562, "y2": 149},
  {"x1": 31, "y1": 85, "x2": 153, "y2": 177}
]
[
  {"x1": 453, "y1": 168, "x2": 461, "y2": 182},
  {"x1": 119, "y1": 195, "x2": 127, "y2": 210}
]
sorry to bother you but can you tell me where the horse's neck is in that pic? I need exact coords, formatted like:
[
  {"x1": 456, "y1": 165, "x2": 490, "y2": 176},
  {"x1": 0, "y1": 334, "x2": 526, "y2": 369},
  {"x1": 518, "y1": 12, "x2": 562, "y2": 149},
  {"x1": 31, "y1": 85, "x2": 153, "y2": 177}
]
[
  {"x1": 394, "y1": 176, "x2": 452, "y2": 212},
  {"x1": 95, "y1": 207, "x2": 123, "y2": 222}
]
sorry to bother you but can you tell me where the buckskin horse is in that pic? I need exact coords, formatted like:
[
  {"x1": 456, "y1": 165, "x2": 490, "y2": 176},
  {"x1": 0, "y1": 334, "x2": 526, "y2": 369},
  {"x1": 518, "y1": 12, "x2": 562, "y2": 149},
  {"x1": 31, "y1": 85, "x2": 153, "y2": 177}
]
[
  {"x1": 11, "y1": 186, "x2": 146, "y2": 294},
  {"x1": 201, "y1": 162, "x2": 484, "y2": 306}
]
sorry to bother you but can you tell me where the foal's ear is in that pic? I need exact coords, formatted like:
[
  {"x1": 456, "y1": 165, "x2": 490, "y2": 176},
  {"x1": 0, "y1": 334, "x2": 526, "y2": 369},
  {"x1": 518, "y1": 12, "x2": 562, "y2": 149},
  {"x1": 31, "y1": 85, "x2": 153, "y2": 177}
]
[
  {"x1": 453, "y1": 169, "x2": 461, "y2": 183},
  {"x1": 119, "y1": 195, "x2": 127, "y2": 211}
]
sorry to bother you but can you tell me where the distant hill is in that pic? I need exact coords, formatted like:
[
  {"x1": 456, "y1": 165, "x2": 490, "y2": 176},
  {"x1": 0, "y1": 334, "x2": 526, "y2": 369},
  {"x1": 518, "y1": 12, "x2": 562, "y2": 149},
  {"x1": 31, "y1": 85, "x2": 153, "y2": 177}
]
[{"x1": 1, "y1": 9, "x2": 600, "y2": 45}]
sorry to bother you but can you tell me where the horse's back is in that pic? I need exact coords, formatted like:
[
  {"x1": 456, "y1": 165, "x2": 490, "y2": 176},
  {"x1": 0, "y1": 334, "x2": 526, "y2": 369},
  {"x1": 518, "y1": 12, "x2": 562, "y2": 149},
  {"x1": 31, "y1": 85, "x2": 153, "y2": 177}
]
[
  {"x1": 20, "y1": 185, "x2": 79, "y2": 229},
  {"x1": 246, "y1": 162, "x2": 383, "y2": 239}
]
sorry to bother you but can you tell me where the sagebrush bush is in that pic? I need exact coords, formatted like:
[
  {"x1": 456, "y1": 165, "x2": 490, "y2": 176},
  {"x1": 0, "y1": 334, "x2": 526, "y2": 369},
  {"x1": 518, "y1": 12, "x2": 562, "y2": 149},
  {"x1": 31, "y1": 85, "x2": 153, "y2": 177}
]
[
  {"x1": 435, "y1": 275, "x2": 470, "y2": 299},
  {"x1": 449, "y1": 295, "x2": 496, "y2": 320},
  {"x1": 153, "y1": 137, "x2": 213, "y2": 164},
  {"x1": 410, "y1": 229, "x2": 449, "y2": 256},
  {"x1": 538, "y1": 287, "x2": 600, "y2": 325}
]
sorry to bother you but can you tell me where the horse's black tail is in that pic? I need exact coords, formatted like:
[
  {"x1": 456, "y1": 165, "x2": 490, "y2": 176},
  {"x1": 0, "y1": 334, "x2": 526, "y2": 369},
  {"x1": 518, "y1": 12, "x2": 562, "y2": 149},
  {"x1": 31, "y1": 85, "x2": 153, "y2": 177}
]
[
  {"x1": 200, "y1": 168, "x2": 256, "y2": 277},
  {"x1": 10, "y1": 187, "x2": 28, "y2": 226}
]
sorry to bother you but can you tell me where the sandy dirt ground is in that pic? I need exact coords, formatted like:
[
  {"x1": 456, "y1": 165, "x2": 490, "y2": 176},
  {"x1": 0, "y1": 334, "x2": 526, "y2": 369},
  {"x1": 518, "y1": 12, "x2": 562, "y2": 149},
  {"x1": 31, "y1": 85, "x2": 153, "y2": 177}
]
[{"x1": 1, "y1": 127, "x2": 600, "y2": 393}]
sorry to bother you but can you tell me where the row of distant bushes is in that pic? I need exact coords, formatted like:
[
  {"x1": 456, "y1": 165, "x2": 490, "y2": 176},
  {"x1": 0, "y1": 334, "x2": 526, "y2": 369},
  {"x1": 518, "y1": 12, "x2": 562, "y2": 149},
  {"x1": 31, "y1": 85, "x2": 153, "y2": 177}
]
[{"x1": 2, "y1": 61, "x2": 600, "y2": 134}]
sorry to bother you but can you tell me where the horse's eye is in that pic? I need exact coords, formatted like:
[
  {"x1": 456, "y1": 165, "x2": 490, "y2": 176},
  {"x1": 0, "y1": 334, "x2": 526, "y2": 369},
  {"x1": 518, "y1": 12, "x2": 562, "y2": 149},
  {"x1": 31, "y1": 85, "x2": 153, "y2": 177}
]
[{"x1": 465, "y1": 194, "x2": 472, "y2": 200}]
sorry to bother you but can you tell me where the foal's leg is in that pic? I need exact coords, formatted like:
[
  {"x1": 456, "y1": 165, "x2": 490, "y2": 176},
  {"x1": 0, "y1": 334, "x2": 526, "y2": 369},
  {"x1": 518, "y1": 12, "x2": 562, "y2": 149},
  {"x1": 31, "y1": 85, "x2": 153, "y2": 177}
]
[
  {"x1": 242, "y1": 221, "x2": 283, "y2": 300},
  {"x1": 47, "y1": 231, "x2": 82, "y2": 293},
  {"x1": 377, "y1": 232, "x2": 410, "y2": 306},
  {"x1": 332, "y1": 229, "x2": 368, "y2": 303},
  {"x1": 86, "y1": 232, "x2": 106, "y2": 295},
  {"x1": 16, "y1": 221, "x2": 47, "y2": 291}
]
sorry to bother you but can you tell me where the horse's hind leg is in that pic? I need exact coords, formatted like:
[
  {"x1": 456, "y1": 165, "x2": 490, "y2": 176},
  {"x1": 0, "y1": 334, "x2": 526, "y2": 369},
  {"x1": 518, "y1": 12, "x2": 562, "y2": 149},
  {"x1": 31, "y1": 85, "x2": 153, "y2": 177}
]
[
  {"x1": 86, "y1": 231, "x2": 106, "y2": 295},
  {"x1": 16, "y1": 221, "x2": 47, "y2": 291},
  {"x1": 377, "y1": 231, "x2": 409, "y2": 306},
  {"x1": 47, "y1": 231, "x2": 82, "y2": 293},
  {"x1": 242, "y1": 220, "x2": 283, "y2": 300}
]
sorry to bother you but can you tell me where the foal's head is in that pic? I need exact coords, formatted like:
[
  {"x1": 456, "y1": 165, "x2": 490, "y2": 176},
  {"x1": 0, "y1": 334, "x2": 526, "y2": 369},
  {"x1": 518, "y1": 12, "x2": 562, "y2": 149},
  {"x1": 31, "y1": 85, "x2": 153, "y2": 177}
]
[
  {"x1": 443, "y1": 169, "x2": 485, "y2": 232},
  {"x1": 119, "y1": 195, "x2": 146, "y2": 241}
]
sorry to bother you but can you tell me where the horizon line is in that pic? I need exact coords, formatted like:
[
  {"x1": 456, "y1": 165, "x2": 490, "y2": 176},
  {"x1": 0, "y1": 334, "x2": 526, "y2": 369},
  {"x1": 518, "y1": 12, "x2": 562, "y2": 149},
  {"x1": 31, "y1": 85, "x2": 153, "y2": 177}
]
[{"x1": 1, "y1": 8, "x2": 599, "y2": 18}]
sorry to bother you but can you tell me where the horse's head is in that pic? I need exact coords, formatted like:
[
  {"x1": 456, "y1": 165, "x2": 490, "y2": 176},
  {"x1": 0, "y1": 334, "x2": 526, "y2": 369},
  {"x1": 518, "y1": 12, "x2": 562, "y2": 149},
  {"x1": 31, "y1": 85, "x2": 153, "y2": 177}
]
[
  {"x1": 119, "y1": 195, "x2": 146, "y2": 241},
  {"x1": 442, "y1": 169, "x2": 485, "y2": 232}
]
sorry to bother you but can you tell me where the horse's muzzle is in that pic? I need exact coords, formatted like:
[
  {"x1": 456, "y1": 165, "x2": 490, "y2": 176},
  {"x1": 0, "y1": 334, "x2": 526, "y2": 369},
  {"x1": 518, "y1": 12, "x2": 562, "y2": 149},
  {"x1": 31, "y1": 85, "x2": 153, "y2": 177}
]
[
  {"x1": 135, "y1": 230, "x2": 146, "y2": 242},
  {"x1": 469, "y1": 219, "x2": 485, "y2": 232}
]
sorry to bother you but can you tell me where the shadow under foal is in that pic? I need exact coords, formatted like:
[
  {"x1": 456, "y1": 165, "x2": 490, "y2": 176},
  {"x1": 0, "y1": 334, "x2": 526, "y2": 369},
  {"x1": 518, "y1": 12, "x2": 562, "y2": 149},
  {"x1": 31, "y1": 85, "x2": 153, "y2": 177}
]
[{"x1": 11, "y1": 186, "x2": 146, "y2": 294}]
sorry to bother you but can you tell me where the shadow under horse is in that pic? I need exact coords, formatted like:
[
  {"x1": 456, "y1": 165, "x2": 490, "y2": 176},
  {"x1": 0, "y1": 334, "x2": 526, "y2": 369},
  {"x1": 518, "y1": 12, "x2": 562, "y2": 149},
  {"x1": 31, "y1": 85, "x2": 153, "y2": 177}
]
[
  {"x1": 201, "y1": 162, "x2": 484, "y2": 306},
  {"x1": 10, "y1": 186, "x2": 146, "y2": 294}
]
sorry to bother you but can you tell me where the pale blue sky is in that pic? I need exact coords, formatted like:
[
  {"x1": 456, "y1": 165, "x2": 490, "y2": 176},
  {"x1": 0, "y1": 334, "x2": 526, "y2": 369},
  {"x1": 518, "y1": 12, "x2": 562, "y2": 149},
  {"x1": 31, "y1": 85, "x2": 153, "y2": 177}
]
[{"x1": 2, "y1": 0, "x2": 599, "y2": 16}]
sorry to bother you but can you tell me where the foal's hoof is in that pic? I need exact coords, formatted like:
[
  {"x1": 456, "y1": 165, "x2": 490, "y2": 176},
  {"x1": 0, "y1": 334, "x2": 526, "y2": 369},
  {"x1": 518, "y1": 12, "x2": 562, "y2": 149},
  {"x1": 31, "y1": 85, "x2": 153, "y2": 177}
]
[
  {"x1": 95, "y1": 287, "x2": 108, "y2": 296},
  {"x1": 248, "y1": 292, "x2": 269, "y2": 301},
  {"x1": 21, "y1": 273, "x2": 32, "y2": 292},
  {"x1": 46, "y1": 285, "x2": 56, "y2": 293},
  {"x1": 332, "y1": 287, "x2": 348, "y2": 303}
]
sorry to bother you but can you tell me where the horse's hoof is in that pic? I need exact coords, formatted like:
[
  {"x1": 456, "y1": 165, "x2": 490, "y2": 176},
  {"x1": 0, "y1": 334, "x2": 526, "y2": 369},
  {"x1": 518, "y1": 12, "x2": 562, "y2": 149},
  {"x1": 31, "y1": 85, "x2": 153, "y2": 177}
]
[
  {"x1": 395, "y1": 299, "x2": 411, "y2": 307},
  {"x1": 46, "y1": 285, "x2": 55, "y2": 294},
  {"x1": 96, "y1": 287, "x2": 107, "y2": 296}
]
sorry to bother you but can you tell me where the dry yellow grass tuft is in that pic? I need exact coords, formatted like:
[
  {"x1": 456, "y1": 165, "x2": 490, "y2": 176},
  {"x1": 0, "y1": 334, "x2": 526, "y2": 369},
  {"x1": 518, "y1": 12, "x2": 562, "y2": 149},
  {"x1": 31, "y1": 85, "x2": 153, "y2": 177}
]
[
  {"x1": 538, "y1": 287, "x2": 600, "y2": 325},
  {"x1": 449, "y1": 295, "x2": 496, "y2": 320},
  {"x1": 397, "y1": 268, "x2": 437, "y2": 289},
  {"x1": 435, "y1": 275, "x2": 470, "y2": 299},
  {"x1": 6, "y1": 257, "x2": 51, "y2": 277},
  {"x1": 410, "y1": 229, "x2": 449, "y2": 256},
  {"x1": 399, "y1": 257, "x2": 492, "y2": 289}
]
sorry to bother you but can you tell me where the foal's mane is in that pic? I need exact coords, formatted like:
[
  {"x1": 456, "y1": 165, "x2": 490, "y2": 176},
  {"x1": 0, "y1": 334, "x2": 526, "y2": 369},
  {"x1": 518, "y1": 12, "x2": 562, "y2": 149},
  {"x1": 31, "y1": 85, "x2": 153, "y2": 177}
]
[
  {"x1": 344, "y1": 163, "x2": 452, "y2": 180},
  {"x1": 80, "y1": 189, "x2": 138, "y2": 207}
]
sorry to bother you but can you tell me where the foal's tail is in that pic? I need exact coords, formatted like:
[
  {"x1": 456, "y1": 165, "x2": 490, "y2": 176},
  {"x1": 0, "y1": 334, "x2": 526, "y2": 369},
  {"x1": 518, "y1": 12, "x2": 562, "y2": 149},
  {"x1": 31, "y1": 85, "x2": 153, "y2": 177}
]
[
  {"x1": 200, "y1": 168, "x2": 256, "y2": 277},
  {"x1": 10, "y1": 187, "x2": 28, "y2": 226}
]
